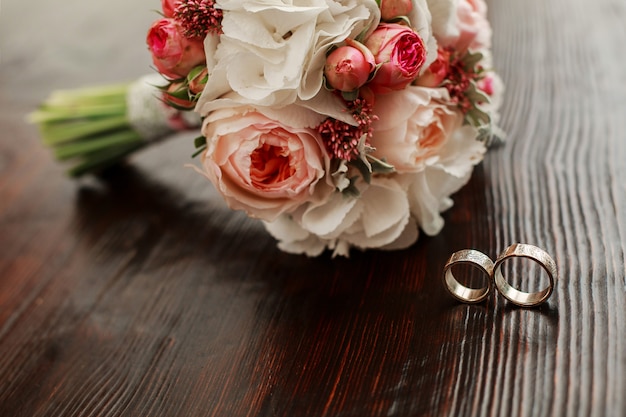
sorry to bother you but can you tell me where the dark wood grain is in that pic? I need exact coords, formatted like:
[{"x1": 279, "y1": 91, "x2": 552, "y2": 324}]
[{"x1": 1, "y1": 0, "x2": 625, "y2": 416}]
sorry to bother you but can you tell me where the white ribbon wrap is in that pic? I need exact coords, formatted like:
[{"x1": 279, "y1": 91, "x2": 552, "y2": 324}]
[{"x1": 126, "y1": 74, "x2": 201, "y2": 142}]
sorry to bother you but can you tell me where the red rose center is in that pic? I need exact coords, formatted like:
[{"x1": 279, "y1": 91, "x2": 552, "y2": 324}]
[
  {"x1": 152, "y1": 26, "x2": 169, "y2": 54},
  {"x1": 335, "y1": 59, "x2": 354, "y2": 74},
  {"x1": 394, "y1": 33, "x2": 426, "y2": 76},
  {"x1": 250, "y1": 141, "x2": 294, "y2": 186}
]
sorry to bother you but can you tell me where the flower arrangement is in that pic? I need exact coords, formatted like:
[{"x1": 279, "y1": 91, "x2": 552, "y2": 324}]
[{"x1": 33, "y1": 0, "x2": 504, "y2": 257}]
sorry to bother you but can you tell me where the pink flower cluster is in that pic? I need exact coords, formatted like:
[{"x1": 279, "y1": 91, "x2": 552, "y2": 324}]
[
  {"x1": 146, "y1": 0, "x2": 504, "y2": 256},
  {"x1": 146, "y1": 0, "x2": 219, "y2": 108}
]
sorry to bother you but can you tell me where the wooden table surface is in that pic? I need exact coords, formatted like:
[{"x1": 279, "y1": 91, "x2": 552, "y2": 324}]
[{"x1": 1, "y1": 1, "x2": 625, "y2": 416}]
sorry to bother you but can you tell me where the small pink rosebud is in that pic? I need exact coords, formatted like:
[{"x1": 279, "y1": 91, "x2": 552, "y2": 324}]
[
  {"x1": 416, "y1": 48, "x2": 451, "y2": 87},
  {"x1": 380, "y1": 0, "x2": 413, "y2": 21},
  {"x1": 187, "y1": 65, "x2": 209, "y2": 94},
  {"x1": 364, "y1": 23, "x2": 427, "y2": 95},
  {"x1": 324, "y1": 39, "x2": 376, "y2": 92},
  {"x1": 146, "y1": 18, "x2": 206, "y2": 79},
  {"x1": 161, "y1": 0, "x2": 180, "y2": 18},
  {"x1": 163, "y1": 81, "x2": 195, "y2": 110}
]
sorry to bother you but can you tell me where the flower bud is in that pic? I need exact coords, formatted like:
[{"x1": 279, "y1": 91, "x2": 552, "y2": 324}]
[
  {"x1": 146, "y1": 18, "x2": 206, "y2": 79},
  {"x1": 416, "y1": 48, "x2": 450, "y2": 87},
  {"x1": 162, "y1": 80, "x2": 195, "y2": 110},
  {"x1": 365, "y1": 23, "x2": 427, "y2": 95},
  {"x1": 380, "y1": 0, "x2": 413, "y2": 21},
  {"x1": 187, "y1": 65, "x2": 209, "y2": 95},
  {"x1": 324, "y1": 40, "x2": 376, "y2": 92}
]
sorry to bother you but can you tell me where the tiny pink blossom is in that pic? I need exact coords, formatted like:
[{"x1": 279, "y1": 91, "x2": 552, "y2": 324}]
[
  {"x1": 324, "y1": 40, "x2": 376, "y2": 92},
  {"x1": 365, "y1": 23, "x2": 427, "y2": 95},
  {"x1": 477, "y1": 75, "x2": 494, "y2": 96},
  {"x1": 319, "y1": 98, "x2": 377, "y2": 161},
  {"x1": 174, "y1": 0, "x2": 223, "y2": 38},
  {"x1": 161, "y1": 0, "x2": 179, "y2": 18}
]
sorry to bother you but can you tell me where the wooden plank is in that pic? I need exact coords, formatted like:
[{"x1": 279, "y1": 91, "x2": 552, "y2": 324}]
[{"x1": 0, "y1": 0, "x2": 624, "y2": 416}]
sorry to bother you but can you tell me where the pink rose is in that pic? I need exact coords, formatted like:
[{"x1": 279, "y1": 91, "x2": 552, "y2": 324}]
[
  {"x1": 364, "y1": 23, "x2": 427, "y2": 95},
  {"x1": 161, "y1": 0, "x2": 179, "y2": 18},
  {"x1": 370, "y1": 87, "x2": 465, "y2": 173},
  {"x1": 146, "y1": 18, "x2": 205, "y2": 79},
  {"x1": 324, "y1": 39, "x2": 376, "y2": 92},
  {"x1": 380, "y1": 0, "x2": 413, "y2": 21},
  {"x1": 200, "y1": 108, "x2": 330, "y2": 221}
]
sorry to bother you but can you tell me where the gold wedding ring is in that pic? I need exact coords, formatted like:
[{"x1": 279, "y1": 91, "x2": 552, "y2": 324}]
[
  {"x1": 442, "y1": 249, "x2": 494, "y2": 304},
  {"x1": 493, "y1": 243, "x2": 557, "y2": 307}
]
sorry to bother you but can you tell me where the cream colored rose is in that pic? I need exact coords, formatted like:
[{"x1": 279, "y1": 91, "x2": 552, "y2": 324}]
[
  {"x1": 424, "y1": 0, "x2": 460, "y2": 45},
  {"x1": 196, "y1": 0, "x2": 380, "y2": 122},
  {"x1": 199, "y1": 106, "x2": 333, "y2": 221},
  {"x1": 370, "y1": 86, "x2": 465, "y2": 173},
  {"x1": 396, "y1": 116, "x2": 487, "y2": 235},
  {"x1": 263, "y1": 177, "x2": 418, "y2": 257}
]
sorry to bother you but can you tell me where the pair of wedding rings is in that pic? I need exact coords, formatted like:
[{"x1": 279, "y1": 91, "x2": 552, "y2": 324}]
[{"x1": 443, "y1": 243, "x2": 557, "y2": 307}]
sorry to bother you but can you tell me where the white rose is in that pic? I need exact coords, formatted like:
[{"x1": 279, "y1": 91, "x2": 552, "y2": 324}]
[
  {"x1": 197, "y1": 0, "x2": 380, "y2": 122},
  {"x1": 263, "y1": 177, "x2": 418, "y2": 257},
  {"x1": 424, "y1": 0, "x2": 461, "y2": 46}
]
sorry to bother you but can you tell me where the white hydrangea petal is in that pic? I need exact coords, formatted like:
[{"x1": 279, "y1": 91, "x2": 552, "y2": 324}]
[
  {"x1": 263, "y1": 215, "x2": 310, "y2": 243},
  {"x1": 404, "y1": 171, "x2": 446, "y2": 236},
  {"x1": 379, "y1": 217, "x2": 420, "y2": 251},
  {"x1": 300, "y1": 192, "x2": 360, "y2": 236},
  {"x1": 345, "y1": 210, "x2": 411, "y2": 249},
  {"x1": 359, "y1": 179, "x2": 410, "y2": 238}
]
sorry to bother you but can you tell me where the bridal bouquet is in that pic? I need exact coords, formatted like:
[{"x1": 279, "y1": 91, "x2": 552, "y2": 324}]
[{"x1": 34, "y1": 0, "x2": 504, "y2": 257}]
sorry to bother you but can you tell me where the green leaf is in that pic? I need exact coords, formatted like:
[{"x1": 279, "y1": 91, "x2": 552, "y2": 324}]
[
  {"x1": 341, "y1": 89, "x2": 359, "y2": 102},
  {"x1": 465, "y1": 107, "x2": 491, "y2": 127},
  {"x1": 367, "y1": 154, "x2": 395, "y2": 174},
  {"x1": 193, "y1": 135, "x2": 206, "y2": 149},
  {"x1": 191, "y1": 145, "x2": 207, "y2": 158},
  {"x1": 341, "y1": 176, "x2": 361, "y2": 198},
  {"x1": 462, "y1": 50, "x2": 484, "y2": 70},
  {"x1": 350, "y1": 157, "x2": 372, "y2": 184},
  {"x1": 187, "y1": 65, "x2": 206, "y2": 81},
  {"x1": 465, "y1": 82, "x2": 490, "y2": 103}
]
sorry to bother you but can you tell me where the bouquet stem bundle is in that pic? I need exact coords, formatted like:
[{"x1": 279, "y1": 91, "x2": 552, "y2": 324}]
[
  {"x1": 30, "y1": 83, "x2": 146, "y2": 177},
  {"x1": 30, "y1": 73, "x2": 202, "y2": 177}
]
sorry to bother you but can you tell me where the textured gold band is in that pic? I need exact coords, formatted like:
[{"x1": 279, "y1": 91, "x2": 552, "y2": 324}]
[
  {"x1": 442, "y1": 249, "x2": 494, "y2": 304},
  {"x1": 493, "y1": 243, "x2": 557, "y2": 307}
]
